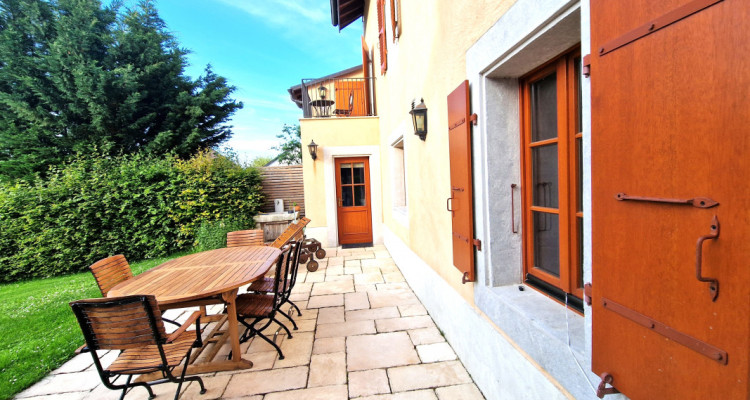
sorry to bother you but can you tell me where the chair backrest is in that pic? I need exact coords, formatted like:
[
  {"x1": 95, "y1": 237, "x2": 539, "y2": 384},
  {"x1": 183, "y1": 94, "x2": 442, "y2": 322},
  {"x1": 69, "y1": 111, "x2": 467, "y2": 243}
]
[
  {"x1": 227, "y1": 229, "x2": 264, "y2": 247},
  {"x1": 270, "y1": 222, "x2": 304, "y2": 249},
  {"x1": 297, "y1": 217, "x2": 311, "y2": 229},
  {"x1": 269, "y1": 244, "x2": 294, "y2": 307},
  {"x1": 89, "y1": 255, "x2": 133, "y2": 297},
  {"x1": 70, "y1": 295, "x2": 167, "y2": 351},
  {"x1": 284, "y1": 237, "x2": 304, "y2": 296}
]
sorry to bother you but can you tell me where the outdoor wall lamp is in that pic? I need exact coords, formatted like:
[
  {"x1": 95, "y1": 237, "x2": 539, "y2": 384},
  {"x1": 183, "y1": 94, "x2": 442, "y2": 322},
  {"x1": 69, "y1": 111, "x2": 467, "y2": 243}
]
[
  {"x1": 318, "y1": 85, "x2": 328, "y2": 100},
  {"x1": 308, "y1": 139, "x2": 319, "y2": 160},
  {"x1": 410, "y1": 98, "x2": 428, "y2": 140}
]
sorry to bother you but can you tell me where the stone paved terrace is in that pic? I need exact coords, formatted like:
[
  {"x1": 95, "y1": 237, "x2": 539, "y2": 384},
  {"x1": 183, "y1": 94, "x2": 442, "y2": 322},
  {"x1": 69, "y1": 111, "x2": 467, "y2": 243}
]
[{"x1": 16, "y1": 245, "x2": 486, "y2": 400}]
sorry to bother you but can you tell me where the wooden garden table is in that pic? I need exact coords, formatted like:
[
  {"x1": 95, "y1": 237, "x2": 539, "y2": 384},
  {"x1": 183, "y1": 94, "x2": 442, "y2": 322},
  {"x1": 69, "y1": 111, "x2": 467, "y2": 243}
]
[{"x1": 108, "y1": 246, "x2": 281, "y2": 374}]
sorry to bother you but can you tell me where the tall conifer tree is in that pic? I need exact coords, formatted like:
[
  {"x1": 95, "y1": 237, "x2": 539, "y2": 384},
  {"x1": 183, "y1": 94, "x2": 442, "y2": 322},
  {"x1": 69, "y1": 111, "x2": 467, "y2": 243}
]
[{"x1": 0, "y1": 0, "x2": 242, "y2": 181}]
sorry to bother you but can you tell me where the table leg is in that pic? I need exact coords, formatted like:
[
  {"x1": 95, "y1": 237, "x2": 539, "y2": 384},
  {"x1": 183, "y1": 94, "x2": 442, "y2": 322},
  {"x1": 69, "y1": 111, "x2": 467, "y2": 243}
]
[{"x1": 221, "y1": 289, "x2": 247, "y2": 364}]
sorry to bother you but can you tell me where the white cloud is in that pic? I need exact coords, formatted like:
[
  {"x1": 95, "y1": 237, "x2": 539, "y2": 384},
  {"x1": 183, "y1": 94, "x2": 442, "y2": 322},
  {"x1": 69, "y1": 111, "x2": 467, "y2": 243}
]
[{"x1": 215, "y1": 0, "x2": 328, "y2": 27}]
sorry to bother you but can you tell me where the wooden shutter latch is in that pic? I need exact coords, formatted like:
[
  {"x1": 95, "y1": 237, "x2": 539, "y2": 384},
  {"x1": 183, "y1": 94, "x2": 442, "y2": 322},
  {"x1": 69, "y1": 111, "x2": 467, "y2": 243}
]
[{"x1": 583, "y1": 55, "x2": 591, "y2": 77}]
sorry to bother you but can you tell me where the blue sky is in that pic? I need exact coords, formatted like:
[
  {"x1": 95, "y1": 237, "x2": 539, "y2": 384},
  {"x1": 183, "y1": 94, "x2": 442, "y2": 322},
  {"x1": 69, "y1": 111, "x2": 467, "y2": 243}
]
[{"x1": 149, "y1": 1, "x2": 362, "y2": 163}]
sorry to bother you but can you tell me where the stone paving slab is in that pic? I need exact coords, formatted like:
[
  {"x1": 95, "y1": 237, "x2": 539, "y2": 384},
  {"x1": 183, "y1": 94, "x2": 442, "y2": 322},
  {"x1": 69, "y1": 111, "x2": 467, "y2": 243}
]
[{"x1": 23, "y1": 246, "x2": 485, "y2": 400}]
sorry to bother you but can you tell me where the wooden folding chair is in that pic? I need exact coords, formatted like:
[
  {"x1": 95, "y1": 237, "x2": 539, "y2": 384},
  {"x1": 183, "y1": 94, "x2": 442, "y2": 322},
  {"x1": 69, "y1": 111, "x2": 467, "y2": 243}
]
[
  {"x1": 227, "y1": 229, "x2": 265, "y2": 247},
  {"x1": 89, "y1": 255, "x2": 133, "y2": 297},
  {"x1": 70, "y1": 295, "x2": 206, "y2": 400},
  {"x1": 235, "y1": 242, "x2": 302, "y2": 359}
]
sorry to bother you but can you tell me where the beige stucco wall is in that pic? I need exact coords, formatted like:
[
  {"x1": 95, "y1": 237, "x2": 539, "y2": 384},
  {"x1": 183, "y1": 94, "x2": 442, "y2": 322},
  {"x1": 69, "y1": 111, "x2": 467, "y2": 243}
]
[
  {"x1": 363, "y1": 0, "x2": 516, "y2": 303},
  {"x1": 300, "y1": 117, "x2": 380, "y2": 230}
]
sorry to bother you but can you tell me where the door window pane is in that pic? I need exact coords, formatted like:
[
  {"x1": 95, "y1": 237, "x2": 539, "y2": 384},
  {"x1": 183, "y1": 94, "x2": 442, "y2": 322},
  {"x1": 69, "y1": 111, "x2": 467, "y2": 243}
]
[
  {"x1": 342, "y1": 186, "x2": 353, "y2": 207},
  {"x1": 530, "y1": 73, "x2": 557, "y2": 142},
  {"x1": 532, "y1": 144, "x2": 559, "y2": 208},
  {"x1": 354, "y1": 185, "x2": 366, "y2": 206},
  {"x1": 533, "y1": 211, "x2": 560, "y2": 277},
  {"x1": 341, "y1": 163, "x2": 352, "y2": 184},
  {"x1": 353, "y1": 162, "x2": 365, "y2": 184}
]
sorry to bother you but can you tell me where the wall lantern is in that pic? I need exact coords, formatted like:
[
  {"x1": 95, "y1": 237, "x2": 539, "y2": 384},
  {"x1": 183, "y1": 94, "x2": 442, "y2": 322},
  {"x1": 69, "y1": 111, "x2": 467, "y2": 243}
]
[
  {"x1": 410, "y1": 98, "x2": 428, "y2": 140},
  {"x1": 318, "y1": 85, "x2": 328, "y2": 100},
  {"x1": 308, "y1": 139, "x2": 319, "y2": 160}
]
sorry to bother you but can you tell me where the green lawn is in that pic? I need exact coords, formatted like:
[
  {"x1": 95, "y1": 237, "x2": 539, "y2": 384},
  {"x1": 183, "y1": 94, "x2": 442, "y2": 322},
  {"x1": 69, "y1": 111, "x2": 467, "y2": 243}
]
[{"x1": 0, "y1": 252, "x2": 189, "y2": 400}]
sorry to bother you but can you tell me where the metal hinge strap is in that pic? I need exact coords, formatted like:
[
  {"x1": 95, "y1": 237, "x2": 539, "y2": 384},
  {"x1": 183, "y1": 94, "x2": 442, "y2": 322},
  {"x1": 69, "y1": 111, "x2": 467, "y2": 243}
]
[
  {"x1": 602, "y1": 297, "x2": 728, "y2": 364},
  {"x1": 598, "y1": 0, "x2": 724, "y2": 56}
]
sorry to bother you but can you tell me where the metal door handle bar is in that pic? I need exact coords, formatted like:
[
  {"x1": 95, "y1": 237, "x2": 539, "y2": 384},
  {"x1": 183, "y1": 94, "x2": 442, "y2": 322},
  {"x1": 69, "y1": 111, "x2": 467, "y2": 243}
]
[
  {"x1": 696, "y1": 215, "x2": 720, "y2": 301},
  {"x1": 511, "y1": 184, "x2": 518, "y2": 233},
  {"x1": 446, "y1": 197, "x2": 454, "y2": 214},
  {"x1": 602, "y1": 297, "x2": 727, "y2": 364},
  {"x1": 615, "y1": 193, "x2": 718, "y2": 208}
]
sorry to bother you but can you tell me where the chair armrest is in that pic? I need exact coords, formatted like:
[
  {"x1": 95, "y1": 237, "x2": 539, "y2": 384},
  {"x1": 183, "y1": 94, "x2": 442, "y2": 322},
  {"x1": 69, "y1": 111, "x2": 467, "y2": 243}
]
[
  {"x1": 166, "y1": 311, "x2": 202, "y2": 343},
  {"x1": 75, "y1": 344, "x2": 90, "y2": 354}
]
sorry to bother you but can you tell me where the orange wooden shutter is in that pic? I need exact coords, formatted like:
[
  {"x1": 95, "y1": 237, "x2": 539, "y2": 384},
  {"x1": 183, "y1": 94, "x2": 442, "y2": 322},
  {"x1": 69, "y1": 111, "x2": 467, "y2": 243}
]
[
  {"x1": 376, "y1": 0, "x2": 387, "y2": 74},
  {"x1": 361, "y1": 36, "x2": 371, "y2": 115},
  {"x1": 590, "y1": 0, "x2": 749, "y2": 399},
  {"x1": 447, "y1": 80, "x2": 476, "y2": 283}
]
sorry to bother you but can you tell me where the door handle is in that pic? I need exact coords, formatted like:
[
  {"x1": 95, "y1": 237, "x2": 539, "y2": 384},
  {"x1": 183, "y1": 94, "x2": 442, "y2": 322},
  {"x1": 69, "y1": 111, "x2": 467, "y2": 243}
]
[
  {"x1": 446, "y1": 197, "x2": 454, "y2": 214},
  {"x1": 338, "y1": 198, "x2": 342, "y2": 207},
  {"x1": 511, "y1": 183, "x2": 518, "y2": 233},
  {"x1": 695, "y1": 215, "x2": 720, "y2": 301}
]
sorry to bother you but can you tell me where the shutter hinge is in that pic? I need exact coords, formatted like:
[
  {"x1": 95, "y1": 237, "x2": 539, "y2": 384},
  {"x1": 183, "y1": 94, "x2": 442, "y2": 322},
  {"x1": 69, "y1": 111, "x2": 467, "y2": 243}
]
[
  {"x1": 596, "y1": 373, "x2": 620, "y2": 398},
  {"x1": 582, "y1": 54, "x2": 591, "y2": 77},
  {"x1": 583, "y1": 282, "x2": 592, "y2": 306},
  {"x1": 473, "y1": 238, "x2": 482, "y2": 251},
  {"x1": 469, "y1": 113, "x2": 478, "y2": 125}
]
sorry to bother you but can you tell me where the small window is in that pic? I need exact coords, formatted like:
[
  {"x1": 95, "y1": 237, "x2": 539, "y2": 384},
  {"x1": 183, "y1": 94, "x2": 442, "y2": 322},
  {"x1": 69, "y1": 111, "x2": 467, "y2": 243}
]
[{"x1": 391, "y1": 137, "x2": 407, "y2": 220}]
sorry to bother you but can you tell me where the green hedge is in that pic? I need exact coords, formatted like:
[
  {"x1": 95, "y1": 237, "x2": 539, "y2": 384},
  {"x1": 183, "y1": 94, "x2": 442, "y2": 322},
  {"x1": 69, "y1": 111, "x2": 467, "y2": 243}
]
[{"x1": 0, "y1": 152, "x2": 263, "y2": 282}]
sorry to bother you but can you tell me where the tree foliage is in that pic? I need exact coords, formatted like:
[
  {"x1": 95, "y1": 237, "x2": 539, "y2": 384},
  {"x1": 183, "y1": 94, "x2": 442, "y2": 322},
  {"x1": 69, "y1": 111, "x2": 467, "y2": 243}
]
[
  {"x1": 273, "y1": 123, "x2": 301, "y2": 165},
  {"x1": 0, "y1": 0, "x2": 243, "y2": 181}
]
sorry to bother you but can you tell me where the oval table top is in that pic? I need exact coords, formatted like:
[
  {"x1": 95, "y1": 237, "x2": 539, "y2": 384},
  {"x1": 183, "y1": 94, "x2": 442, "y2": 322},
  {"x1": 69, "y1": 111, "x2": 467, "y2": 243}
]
[{"x1": 109, "y1": 246, "x2": 281, "y2": 305}]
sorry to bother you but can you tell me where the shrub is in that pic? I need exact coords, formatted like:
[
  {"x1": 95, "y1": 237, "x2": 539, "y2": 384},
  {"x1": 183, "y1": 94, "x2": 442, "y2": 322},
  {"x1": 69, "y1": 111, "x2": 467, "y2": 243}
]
[
  {"x1": 0, "y1": 151, "x2": 264, "y2": 282},
  {"x1": 194, "y1": 218, "x2": 252, "y2": 252}
]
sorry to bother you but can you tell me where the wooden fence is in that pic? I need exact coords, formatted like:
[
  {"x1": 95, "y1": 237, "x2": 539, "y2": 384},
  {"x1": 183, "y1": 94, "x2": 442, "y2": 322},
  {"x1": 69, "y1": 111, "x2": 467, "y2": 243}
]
[{"x1": 260, "y1": 165, "x2": 305, "y2": 216}]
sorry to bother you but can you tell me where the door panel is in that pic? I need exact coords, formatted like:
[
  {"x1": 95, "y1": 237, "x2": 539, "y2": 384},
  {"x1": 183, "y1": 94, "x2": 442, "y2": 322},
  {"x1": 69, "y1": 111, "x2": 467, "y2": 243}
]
[
  {"x1": 336, "y1": 157, "x2": 373, "y2": 245},
  {"x1": 590, "y1": 0, "x2": 750, "y2": 398}
]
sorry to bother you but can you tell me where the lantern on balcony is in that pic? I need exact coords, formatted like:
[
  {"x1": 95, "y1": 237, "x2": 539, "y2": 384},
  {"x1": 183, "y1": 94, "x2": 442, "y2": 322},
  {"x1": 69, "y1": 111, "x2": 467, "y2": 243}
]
[
  {"x1": 308, "y1": 139, "x2": 319, "y2": 160},
  {"x1": 318, "y1": 85, "x2": 328, "y2": 100},
  {"x1": 410, "y1": 98, "x2": 428, "y2": 140}
]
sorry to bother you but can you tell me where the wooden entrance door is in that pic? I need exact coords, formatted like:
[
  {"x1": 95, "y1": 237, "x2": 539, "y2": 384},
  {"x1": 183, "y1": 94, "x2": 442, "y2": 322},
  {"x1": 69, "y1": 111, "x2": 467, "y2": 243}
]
[
  {"x1": 590, "y1": 1, "x2": 749, "y2": 399},
  {"x1": 335, "y1": 157, "x2": 373, "y2": 245}
]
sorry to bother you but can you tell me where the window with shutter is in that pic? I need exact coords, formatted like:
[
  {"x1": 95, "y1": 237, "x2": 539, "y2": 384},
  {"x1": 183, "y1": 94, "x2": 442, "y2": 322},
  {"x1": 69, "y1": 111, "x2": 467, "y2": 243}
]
[
  {"x1": 447, "y1": 80, "x2": 477, "y2": 283},
  {"x1": 376, "y1": 0, "x2": 387, "y2": 75},
  {"x1": 519, "y1": 48, "x2": 582, "y2": 302}
]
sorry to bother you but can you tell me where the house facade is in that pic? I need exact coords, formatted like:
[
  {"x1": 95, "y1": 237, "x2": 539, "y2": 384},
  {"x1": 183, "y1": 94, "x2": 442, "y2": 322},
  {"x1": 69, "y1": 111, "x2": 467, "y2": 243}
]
[{"x1": 292, "y1": 1, "x2": 749, "y2": 399}]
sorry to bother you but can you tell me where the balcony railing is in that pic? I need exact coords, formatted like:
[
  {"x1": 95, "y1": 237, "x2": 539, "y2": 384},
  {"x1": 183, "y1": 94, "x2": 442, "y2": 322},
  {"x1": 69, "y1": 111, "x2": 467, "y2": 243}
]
[{"x1": 300, "y1": 77, "x2": 376, "y2": 118}]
